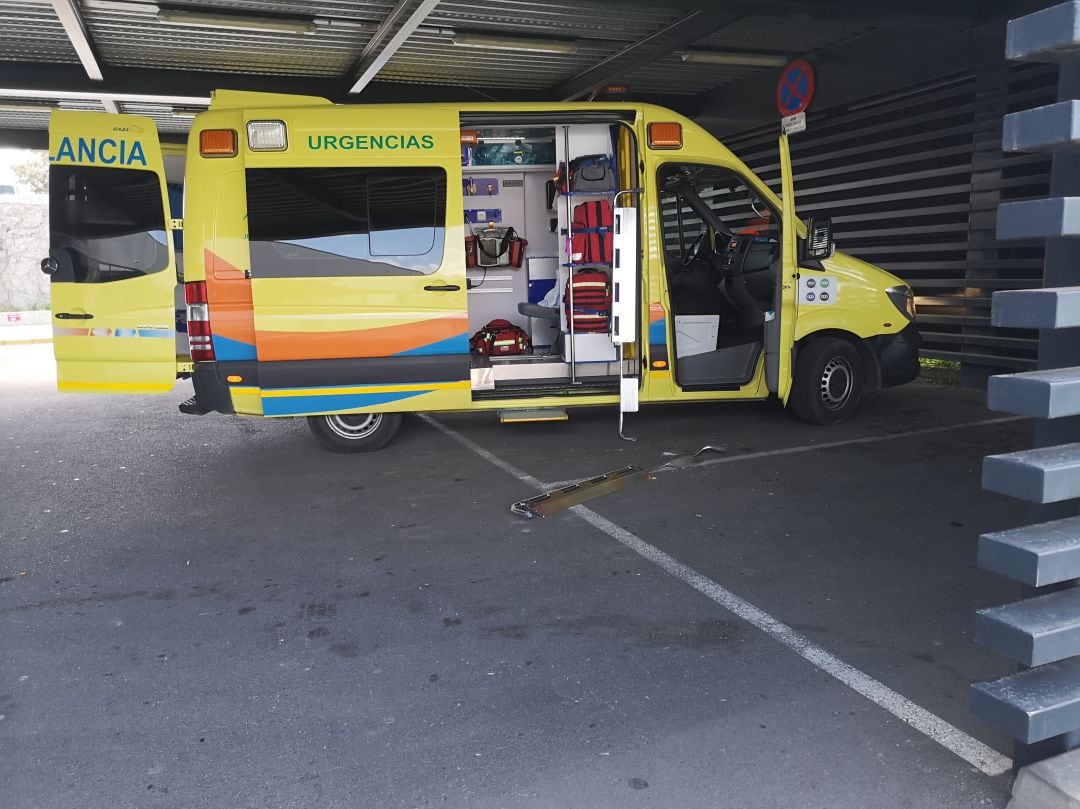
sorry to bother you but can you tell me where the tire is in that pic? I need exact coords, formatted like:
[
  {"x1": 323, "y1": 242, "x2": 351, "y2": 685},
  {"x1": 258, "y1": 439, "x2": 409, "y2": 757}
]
[
  {"x1": 306, "y1": 412, "x2": 403, "y2": 453},
  {"x1": 788, "y1": 337, "x2": 864, "y2": 425}
]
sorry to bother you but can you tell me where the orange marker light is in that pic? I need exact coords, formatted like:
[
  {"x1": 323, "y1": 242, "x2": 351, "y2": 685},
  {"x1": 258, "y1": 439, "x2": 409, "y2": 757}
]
[
  {"x1": 226, "y1": 375, "x2": 244, "y2": 383},
  {"x1": 648, "y1": 122, "x2": 682, "y2": 150},
  {"x1": 652, "y1": 360, "x2": 668, "y2": 369},
  {"x1": 200, "y1": 129, "x2": 238, "y2": 157}
]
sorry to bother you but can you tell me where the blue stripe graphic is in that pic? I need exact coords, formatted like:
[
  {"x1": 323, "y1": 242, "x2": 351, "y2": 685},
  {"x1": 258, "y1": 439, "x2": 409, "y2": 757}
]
[
  {"x1": 213, "y1": 334, "x2": 258, "y2": 361},
  {"x1": 395, "y1": 333, "x2": 469, "y2": 356},
  {"x1": 649, "y1": 318, "x2": 667, "y2": 345},
  {"x1": 261, "y1": 389, "x2": 429, "y2": 417}
]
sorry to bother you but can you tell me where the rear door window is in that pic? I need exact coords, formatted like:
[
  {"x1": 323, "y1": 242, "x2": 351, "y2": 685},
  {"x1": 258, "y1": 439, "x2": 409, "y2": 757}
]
[{"x1": 49, "y1": 165, "x2": 169, "y2": 284}]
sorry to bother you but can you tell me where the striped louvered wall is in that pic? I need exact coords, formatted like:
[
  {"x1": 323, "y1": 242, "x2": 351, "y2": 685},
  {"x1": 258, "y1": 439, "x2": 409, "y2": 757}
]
[{"x1": 722, "y1": 63, "x2": 1056, "y2": 382}]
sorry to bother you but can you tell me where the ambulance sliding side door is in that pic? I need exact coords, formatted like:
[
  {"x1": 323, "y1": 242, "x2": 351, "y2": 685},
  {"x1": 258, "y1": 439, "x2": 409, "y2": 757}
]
[{"x1": 44, "y1": 110, "x2": 180, "y2": 394}]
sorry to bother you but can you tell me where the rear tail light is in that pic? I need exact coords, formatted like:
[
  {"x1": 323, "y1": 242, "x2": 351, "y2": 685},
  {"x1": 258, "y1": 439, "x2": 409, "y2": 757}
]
[{"x1": 185, "y1": 281, "x2": 215, "y2": 362}]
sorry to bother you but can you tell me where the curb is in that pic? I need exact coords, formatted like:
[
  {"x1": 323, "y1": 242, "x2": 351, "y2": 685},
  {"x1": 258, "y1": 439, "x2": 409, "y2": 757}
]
[
  {"x1": 1007, "y1": 749, "x2": 1080, "y2": 809},
  {"x1": 0, "y1": 338, "x2": 52, "y2": 346}
]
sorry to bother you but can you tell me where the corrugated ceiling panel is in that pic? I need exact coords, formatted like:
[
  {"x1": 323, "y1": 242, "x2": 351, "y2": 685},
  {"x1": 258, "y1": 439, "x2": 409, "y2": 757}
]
[
  {"x1": 623, "y1": 57, "x2": 761, "y2": 95},
  {"x1": 380, "y1": 32, "x2": 613, "y2": 89},
  {"x1": 0, "y1": 99, "x2": 107, "y2": 131},
  {"x1": 0, "y1": 0, "x2": 891, "y2": 96},
  {"x1": 0, "y1": 0, "x2": 80, "y2": 63},
  {"x1": 697, "y1": 15, "x2": 875, "y2": 53},
  {"x1": 134, "y1": 0, "x2": 392, "y2": 18},
  {"x1": 120, "y1": 102, "x2": 196, "y2": 133},
  {"x1": 427, "y1": 0, "x2": 680, "y2": 40},
  {"x1": 82, "y1": 3, "x2": 374, "y2": 76}
]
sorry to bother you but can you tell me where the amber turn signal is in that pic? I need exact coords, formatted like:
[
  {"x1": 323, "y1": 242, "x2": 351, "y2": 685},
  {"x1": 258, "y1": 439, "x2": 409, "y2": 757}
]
[
  {"x1": 200, "y1": 129, "x2": 238, "y2": 157},
  {"x1": 647, "y1": 122, "x2": 682, "y2": 150}
]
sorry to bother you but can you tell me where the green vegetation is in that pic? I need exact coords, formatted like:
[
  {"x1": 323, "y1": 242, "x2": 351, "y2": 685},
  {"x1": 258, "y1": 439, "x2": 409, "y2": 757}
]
[{"x1": 918, "y1": 356, "x2": 960, "y2": 385}]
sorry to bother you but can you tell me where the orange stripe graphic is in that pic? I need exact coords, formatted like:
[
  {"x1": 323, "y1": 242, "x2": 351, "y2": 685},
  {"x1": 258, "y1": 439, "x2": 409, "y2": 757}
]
[
  {"x1": 205, "y1": 249, "x2": 256, "y2": 348},
  {"x1": 257, "y1": 314, "x2": 468, "y2": 361}
]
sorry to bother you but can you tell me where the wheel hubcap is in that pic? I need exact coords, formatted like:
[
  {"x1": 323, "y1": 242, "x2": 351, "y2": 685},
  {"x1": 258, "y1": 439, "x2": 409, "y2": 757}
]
[
  {"x1": 820, "y1": 357, "x2": 854, "y2": 411},
  {"x1": 325, "y1": 413, "x2": 382, "y2": 441}
]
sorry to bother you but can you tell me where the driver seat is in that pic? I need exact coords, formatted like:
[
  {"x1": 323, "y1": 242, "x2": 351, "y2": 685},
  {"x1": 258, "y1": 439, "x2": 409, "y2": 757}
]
[{"x1": 723, "y1": 237, "x2": 773, "y2": 329}]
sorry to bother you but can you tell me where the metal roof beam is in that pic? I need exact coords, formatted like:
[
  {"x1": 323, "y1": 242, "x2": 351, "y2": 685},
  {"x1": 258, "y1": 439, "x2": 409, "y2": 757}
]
[
  {"x1": 551, "y1": 11, "x2": 742, "y2": 102},
  {"x1": 347, "y1": 0, "x2": 441, "y2": 95},
  {"x1": 49, "y1": 0, "x2": 105, "y2": 82},
  {"x1": 342, "y1": 0, "x2": 413, "y2": 92}
]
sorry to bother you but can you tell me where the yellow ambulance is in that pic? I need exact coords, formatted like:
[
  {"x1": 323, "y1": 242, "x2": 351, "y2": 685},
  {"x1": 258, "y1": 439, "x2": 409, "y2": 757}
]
[{"x1": 42, "y1": 90, "x2": 919, "y2": 452}]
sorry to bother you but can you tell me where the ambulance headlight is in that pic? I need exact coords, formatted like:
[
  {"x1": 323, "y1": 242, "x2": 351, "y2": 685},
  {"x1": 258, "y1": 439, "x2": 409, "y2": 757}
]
[
  {"x1": 247, "y1": 120, "x2": 287, "y2": 151},
  {"x1": 886, "y1": 285, "x2": 916, "y2": 321}
]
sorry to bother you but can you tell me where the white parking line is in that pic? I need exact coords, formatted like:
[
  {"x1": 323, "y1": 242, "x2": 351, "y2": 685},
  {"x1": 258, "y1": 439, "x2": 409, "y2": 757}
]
[
  {"x1": 541, "y1": 416, "x2": 1024, "y2": 489},
  {"x1": 421, "y1": 414, "x2": 1013, "y2": 778}
]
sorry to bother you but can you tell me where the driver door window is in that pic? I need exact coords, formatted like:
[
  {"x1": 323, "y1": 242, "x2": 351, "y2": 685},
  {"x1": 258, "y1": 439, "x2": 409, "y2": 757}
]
[{"x1": 658, "y1": 164, "x2": 779, "y2": 257}]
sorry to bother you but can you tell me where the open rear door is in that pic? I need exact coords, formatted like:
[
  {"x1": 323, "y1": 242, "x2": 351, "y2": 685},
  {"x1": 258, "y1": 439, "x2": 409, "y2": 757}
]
[
  {"x1": 45, "y1": 110, "x2": 179, "y2": 394},
  {"x1": 774, "y1": 133, "x2": 799, "y2": 404}
]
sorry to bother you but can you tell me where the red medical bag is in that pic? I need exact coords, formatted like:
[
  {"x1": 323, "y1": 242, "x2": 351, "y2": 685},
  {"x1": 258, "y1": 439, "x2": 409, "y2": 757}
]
[
  {"x1": 469, "y1": 319, "x2": 531, "y2": 356},
  {"x1": 563, "y1": 269, "x2": 612, "y2": 333},
  {"x1": 570, "y1": 200, "x2": 614, "y2": 265}
]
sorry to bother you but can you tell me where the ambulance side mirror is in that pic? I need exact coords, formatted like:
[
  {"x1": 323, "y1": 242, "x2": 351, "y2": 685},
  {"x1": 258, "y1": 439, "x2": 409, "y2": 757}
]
[{"x1": 803, "y1": 215, "x2": 835, "y2": 261}]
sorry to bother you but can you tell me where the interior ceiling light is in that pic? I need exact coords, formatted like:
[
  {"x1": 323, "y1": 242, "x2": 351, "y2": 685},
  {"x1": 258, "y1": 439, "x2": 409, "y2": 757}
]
[
  {"x1": 0, "y1": 102, "x2": 55, "y2": 113},
  {"x1": 452, "y1": 33, "x2": 577, "y2": 55},
  {"x1": 157, "y1": 8, "x2": 318, "y2": 34},
  {"x1": 679, "y1": 50, "x2": 789, "y2": 67}
]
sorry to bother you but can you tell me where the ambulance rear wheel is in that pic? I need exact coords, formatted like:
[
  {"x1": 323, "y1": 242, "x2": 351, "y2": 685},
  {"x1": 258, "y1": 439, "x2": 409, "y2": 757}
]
[
  {"x1": 789, "y1": 337, "x2": 863, "y2": 425},
  {"x1": 307, "y1": 412, "x2": 403, "y2": 453}
]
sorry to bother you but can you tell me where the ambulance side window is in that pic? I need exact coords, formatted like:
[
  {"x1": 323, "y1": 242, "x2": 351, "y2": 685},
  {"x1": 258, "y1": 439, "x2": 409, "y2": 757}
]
[
  {"x1": 48, "y1": 165, "x2": 170, "y2": 284},
  {"x1": 246, "y1": 167, "x2": 447, "y2": 277}
]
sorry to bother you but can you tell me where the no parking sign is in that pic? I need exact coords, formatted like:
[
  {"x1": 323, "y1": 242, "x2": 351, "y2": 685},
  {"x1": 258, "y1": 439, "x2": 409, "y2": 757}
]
[{"x1": 777, "y1": 59, "x2": 815, "y2": 120}]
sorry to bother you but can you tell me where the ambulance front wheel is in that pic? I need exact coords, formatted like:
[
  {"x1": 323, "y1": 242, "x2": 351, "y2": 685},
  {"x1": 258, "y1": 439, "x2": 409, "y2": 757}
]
[
  {"x1": 307, "y1": 412, "x2": 403, "y2": 453},
  {"x1": 789, "y1": 337, "x2": 863, "y2": 425}
]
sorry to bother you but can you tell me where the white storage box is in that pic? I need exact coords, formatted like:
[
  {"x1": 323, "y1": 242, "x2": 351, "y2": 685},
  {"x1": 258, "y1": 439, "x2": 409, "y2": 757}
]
[{"x1": 564, "y1": 332, "x2": 617, "y2": 363}]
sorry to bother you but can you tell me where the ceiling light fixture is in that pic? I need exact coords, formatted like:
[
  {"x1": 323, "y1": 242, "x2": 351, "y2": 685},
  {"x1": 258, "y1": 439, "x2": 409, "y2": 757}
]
[
  {"x1": 0, "y1": 102, "x2": 55, "y2": 113},
  {"x1": 679, "y1": 50, "x2": 788, "y2": 68},
  {"x1": 452, "y1": 33, "x2": 577, "y2": 55},
  {"x1": 157, "y1": 8, "x2": 318, "y2": 34}
]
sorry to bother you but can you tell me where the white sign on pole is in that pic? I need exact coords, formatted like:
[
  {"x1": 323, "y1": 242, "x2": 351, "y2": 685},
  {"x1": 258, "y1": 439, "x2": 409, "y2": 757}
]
[{"x1": 782, "y1": 112, "x2": 806, "y2": 135}]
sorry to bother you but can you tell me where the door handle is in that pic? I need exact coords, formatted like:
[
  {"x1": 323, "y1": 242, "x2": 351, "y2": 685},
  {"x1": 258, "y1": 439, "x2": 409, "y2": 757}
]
[
  {"x1": 424, "y1": 284, "x2": 461, "y2": 292},
  {"x1": 55, "y1": 312, "x2": 93, "y2": 320}
]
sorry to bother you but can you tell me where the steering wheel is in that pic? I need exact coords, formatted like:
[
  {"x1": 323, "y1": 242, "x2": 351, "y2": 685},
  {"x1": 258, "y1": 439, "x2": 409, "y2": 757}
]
[{"x1": 682, "y1": 231, "x2": 709, "y2": 266}]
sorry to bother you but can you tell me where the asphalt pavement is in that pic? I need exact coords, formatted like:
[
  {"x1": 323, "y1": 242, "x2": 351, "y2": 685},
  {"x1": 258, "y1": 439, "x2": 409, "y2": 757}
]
[{"x1": 1, "y1": 343, "x2": 1030, "y2": 808}]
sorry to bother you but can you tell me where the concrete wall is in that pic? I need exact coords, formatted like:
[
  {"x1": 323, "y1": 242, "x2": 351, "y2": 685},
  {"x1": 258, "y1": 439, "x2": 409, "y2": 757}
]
[{"x1": 0, "y1": 198, "x2": 49, "y2": 311}]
